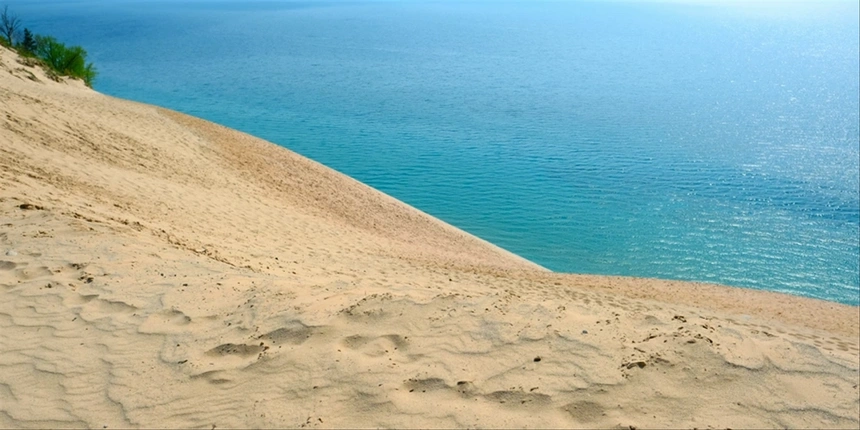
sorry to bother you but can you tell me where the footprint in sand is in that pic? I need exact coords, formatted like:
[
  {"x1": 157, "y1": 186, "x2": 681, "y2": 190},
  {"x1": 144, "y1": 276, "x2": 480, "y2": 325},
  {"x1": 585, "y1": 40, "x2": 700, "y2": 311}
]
[
  {"x1": 562, "y1": 400, "x2": 606, "y2": 423},
  {"x1": 404, "y1": 377, "x2": 449, "y2": 393},
  {"x1": 258, "y1": 320, "x2": 322, "y2": 346},
  {"x1": 14, "y1": 266, "x2": 53, "y2": 281},
  {"x1": 341, "y1": 334, "x2": 409, "y2": 358},
  {"x1": 206, "y1": 343, "x2": 264, "y2": 358}
]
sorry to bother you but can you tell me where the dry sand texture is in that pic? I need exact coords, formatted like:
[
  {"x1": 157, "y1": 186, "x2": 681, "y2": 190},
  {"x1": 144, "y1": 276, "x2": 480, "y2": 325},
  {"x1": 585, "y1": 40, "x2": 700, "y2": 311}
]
[{"x1": 1, "y1": 46, "x2": 859, "y2": 428}]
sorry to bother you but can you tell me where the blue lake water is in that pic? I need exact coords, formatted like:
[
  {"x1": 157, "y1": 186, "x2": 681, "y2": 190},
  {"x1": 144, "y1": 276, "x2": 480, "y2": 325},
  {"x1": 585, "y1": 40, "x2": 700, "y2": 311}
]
[{"x1": 13, "y1": 0, "x2": 859, "y2": 304}]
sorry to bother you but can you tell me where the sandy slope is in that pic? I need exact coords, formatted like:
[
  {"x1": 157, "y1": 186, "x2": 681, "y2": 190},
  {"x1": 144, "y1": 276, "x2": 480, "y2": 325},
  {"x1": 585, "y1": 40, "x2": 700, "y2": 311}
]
[{"x1": 1, "y1": 46, "x2": 858, "y2": 428}]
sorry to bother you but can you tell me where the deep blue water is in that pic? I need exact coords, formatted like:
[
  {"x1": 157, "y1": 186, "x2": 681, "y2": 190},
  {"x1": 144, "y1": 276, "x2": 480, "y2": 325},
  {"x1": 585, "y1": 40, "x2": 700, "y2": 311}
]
[{"x1": 12, "y1": 0, "x2": 859, "y2": 304}]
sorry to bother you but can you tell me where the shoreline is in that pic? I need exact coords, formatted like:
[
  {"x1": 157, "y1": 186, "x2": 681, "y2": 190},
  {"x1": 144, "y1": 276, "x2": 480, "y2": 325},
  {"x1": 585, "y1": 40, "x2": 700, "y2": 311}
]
[
  {"x1": 166, "y1": 101, "x2": 859, "y2": 314},
  {"x1": 2, "y1": 45, "x2": 858, "y2": 428},
  {"x1": 160, "y1": 104, "x2": 859, "y2": 338}
]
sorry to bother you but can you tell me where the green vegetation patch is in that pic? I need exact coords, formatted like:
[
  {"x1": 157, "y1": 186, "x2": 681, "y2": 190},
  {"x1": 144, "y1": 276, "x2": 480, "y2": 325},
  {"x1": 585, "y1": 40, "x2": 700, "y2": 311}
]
[{"x1": 2, "y1": 4, "x2": 97, "y2": 87}]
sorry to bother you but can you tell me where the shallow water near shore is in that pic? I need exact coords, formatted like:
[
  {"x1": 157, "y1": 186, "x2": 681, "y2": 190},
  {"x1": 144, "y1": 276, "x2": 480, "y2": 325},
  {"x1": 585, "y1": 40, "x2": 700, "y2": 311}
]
[{"x1": 14, "y1": 0, "x2": 859, "y2": 304}]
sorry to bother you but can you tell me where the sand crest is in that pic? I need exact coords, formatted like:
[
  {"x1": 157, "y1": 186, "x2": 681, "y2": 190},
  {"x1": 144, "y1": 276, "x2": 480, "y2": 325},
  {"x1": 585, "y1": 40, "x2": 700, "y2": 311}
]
[{"x1": 1, "y1": 46, "x2": 858, "y2": 428}]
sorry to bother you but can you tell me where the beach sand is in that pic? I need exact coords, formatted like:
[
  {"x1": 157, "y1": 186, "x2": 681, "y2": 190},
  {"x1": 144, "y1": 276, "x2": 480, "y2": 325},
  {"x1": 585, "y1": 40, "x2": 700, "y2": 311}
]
[{"x1": 1, "y1": 46, "x2": 858, "y2": 428}]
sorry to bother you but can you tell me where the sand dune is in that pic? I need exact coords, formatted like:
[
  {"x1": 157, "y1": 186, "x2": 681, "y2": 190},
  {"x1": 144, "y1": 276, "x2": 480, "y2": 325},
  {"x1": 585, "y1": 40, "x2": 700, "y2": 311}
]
[{"x1": 1, "y1": 46, "x2": 858, "y2": 428}]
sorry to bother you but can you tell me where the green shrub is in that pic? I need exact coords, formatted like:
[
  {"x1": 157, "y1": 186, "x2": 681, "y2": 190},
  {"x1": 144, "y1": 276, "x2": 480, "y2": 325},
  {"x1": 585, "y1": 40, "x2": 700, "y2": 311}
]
[
  {"x1": 33, "y1": 34, "x2": 97, "y2": 87},
  {"x1": 2, "y1": 5, "x2": 97, "y2": 87}
]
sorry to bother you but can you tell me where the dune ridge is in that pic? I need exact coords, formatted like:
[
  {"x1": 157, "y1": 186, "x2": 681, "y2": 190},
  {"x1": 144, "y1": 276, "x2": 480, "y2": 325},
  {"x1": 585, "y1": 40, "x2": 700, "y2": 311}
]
[{"x1": 1, "y1": 46, "x2": 858, "y2": 428}]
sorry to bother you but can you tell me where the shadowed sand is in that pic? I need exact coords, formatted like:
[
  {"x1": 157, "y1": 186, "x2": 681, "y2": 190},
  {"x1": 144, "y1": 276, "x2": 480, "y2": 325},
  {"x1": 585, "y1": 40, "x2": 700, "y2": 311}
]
[{"x1": 1, "y1": 46, "x2": 858, "y2": 428}]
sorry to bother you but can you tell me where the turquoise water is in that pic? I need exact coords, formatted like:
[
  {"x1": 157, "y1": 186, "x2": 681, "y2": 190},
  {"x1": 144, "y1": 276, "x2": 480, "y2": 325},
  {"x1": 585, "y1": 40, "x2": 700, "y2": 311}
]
[{"x1": 14, "y1": 1, "x2": 859, "y2": 304}]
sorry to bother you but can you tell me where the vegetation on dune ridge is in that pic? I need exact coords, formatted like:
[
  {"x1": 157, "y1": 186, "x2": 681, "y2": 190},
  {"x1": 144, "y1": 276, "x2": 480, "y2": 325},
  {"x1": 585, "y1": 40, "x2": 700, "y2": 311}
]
[{"x1": 1, "y1": 4, "x2": 97, "y2": 87}]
